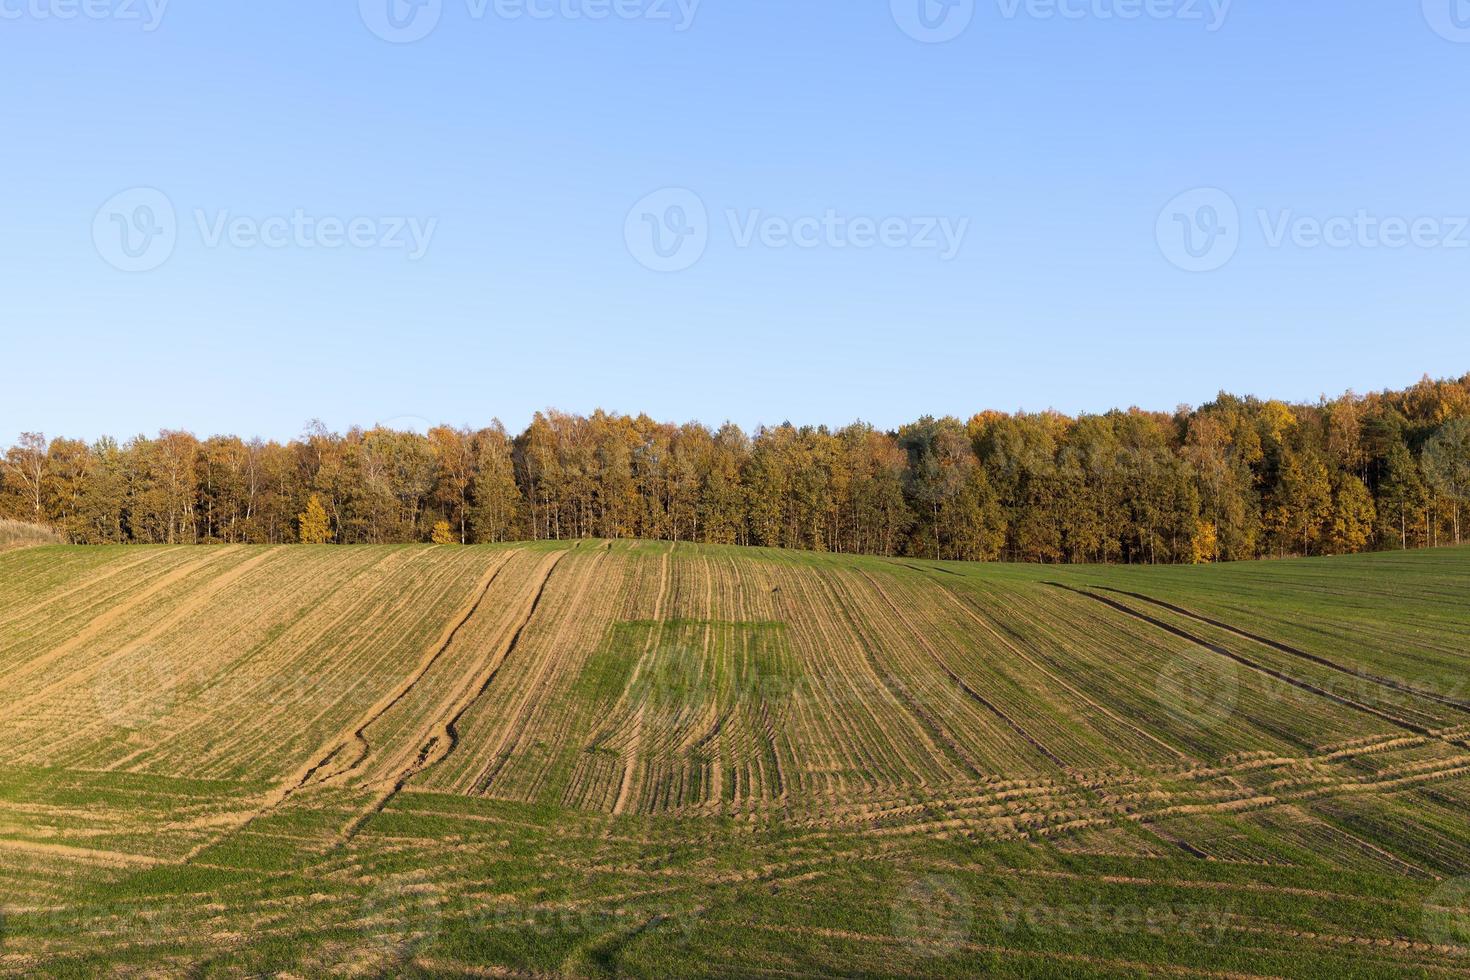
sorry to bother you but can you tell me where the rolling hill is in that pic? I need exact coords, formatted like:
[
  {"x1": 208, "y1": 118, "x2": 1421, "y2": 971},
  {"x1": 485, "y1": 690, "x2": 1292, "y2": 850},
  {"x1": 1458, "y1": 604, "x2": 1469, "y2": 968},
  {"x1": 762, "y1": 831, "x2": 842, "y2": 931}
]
[{"x1": 1, "y1": 540, "x2": 1468, "y2": 977}]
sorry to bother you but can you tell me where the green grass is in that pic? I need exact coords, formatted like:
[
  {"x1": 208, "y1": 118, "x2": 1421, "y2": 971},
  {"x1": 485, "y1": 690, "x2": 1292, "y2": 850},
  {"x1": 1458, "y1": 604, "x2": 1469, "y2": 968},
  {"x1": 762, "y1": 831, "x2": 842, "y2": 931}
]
[{"x1": 1, "y1": 542, "x2": 1468, "y2": 976}]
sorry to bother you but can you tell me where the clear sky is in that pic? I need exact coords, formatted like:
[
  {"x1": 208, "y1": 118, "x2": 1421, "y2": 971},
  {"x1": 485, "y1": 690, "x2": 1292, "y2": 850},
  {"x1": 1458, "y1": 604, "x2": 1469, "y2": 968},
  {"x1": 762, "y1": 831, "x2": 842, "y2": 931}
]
[{"x1": 3, "y1": 1, "x2": 1468, "y2": 441}]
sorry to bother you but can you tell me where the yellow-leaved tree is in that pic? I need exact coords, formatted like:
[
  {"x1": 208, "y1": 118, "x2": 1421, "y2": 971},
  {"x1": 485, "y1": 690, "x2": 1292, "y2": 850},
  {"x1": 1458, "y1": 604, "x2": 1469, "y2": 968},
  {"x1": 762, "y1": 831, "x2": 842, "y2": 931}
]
[
  {"x1": 298, "y1": 495, "x2": 332, "y2": 544},
  {"x1": 1330, "y1": 474, "x2": 1377, "y2": 554},
  {"x1": 1190, "y1": 520, "x2": 1218, "y2": 564},
  {"x1": 431, "y1": 520, "x2": 455, "y2": 545}
]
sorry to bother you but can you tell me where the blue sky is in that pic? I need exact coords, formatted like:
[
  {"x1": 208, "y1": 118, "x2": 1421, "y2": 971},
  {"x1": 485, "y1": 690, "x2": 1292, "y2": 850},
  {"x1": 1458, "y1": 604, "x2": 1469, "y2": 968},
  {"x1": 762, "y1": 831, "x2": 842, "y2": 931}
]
[{"x1": 3, "y1": 1, "x2": 1468, "y2": 441}]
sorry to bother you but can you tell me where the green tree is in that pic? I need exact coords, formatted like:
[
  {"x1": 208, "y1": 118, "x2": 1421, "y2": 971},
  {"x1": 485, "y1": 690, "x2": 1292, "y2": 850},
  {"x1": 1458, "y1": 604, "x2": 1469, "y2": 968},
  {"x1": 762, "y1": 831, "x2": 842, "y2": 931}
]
[
  {"x1": 1329, "y1": 473, "x2": 1376, "y2": 554},
  {"x1": 1270, "y1": 450, "x2": 1332, "y2": 556},
  {"x1": 1423, "y1": 418, "x2": 1470, "y2": 545},
  {"x1": 1378, "y1": 442, "x2": 1426, "y2": 549}
]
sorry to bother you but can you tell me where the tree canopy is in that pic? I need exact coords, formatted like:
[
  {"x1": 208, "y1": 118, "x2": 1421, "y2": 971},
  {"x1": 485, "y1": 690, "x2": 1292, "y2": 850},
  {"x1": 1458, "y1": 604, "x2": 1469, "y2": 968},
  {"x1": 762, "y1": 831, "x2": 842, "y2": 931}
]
[{"x1": 5, "y1": 373, "x2": 1468, "y2": 563}]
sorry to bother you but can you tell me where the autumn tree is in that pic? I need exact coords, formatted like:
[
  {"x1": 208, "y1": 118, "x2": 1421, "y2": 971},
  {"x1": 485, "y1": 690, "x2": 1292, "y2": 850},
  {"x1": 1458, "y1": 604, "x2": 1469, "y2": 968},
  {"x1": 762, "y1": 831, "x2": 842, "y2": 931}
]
[
  {"x1": 899, "y1": 417, "x2": 1001, "y2": 561},
  {"x1": 470, "y1": 423, "x2": 523, "y2": 543},
  {"x1": 1190, "y1": 520, "x2": 1218, "y2": 564},
  {"x1": 1329, "y1": 473, "x2": 1376, "y2": 554},
  {"x1": 700, "y1": 422, "x2": 749, "y2": 545},
  {"x1": 5, "y1": 372, "x2": 1469, "y2": 565},
  {"x1": 72, "y1": 438, "x2": 127, "y2": 543},
  {"x1": 429, "y1": 425, "x2": 475, "y2": 544},
  {"x1": 1, "y1": 432, "x2": 47, "y2": 521},
  {"x1": 298, "y1": 494, "x2": 332, "y2": 544},
  {"x1": 1268, "y1": 450, "x2": 1332, "y2": 556},
  {"x1": 1186, "y1": 401, "x2": 1262, "y2": 560},
  {"x1": 43, "y1": 438, "x2": 92, "y2": 542}
]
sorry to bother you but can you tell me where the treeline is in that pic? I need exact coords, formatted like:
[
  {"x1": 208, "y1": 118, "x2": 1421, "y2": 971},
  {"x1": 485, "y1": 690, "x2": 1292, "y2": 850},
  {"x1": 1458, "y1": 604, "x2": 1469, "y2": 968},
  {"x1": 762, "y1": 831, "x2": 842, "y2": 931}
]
[{"x1": 4, "y1": 374, "x2": 1469, "y2": 564}]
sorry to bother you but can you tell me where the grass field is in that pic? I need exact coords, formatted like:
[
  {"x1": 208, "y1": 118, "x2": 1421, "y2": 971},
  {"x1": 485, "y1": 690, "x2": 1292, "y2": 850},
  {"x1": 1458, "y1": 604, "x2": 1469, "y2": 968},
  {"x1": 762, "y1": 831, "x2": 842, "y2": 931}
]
[{"x1": 2, "y1": 540, "x2": 1469, "y2": 977}]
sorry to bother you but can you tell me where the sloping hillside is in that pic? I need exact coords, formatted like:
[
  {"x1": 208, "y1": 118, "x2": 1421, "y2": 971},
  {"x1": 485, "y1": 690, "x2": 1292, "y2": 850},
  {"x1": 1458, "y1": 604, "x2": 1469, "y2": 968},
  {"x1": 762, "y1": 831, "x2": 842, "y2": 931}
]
[{"x1": 1, "y1": 541, "x2": 1468, "y2": 976}]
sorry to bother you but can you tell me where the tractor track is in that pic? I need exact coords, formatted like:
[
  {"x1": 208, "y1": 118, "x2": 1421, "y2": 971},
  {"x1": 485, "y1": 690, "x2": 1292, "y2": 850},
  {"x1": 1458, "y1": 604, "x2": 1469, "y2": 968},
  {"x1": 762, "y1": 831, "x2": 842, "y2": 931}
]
[
  {"x1": 1096, "y1": 587, "x2": 1470, "y2": 714},
  {"x1": 1049, "y1": 584, "x2": 1434, "y2": 737}
]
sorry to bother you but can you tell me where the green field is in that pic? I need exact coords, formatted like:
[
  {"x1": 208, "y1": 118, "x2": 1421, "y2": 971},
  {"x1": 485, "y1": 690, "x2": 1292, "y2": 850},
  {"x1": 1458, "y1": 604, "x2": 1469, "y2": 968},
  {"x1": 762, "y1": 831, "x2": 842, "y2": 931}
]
[{"x1": 1, "y1": 541, "x2": 1469, "y2": 977}]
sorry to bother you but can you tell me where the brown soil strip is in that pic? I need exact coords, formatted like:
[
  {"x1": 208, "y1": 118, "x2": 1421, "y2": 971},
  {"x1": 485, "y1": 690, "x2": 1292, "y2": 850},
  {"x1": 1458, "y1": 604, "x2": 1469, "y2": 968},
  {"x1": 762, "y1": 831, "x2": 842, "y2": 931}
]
[
  {"x1": 606, "y1": 548, "x2": 676, "y2": 816},
  {"x1": 0, "y1": 548, "x2": 171, "y2": 632},
  {"x1": 2, "y1": 550, "x2": 235, "y2": 696},
  {"x1": 408, "y1": 961, "x2": 547, "y2": 978},
  {"x1": 610, "y1": 706, "x2": 646, "y2": 816},
  {"x1": 465, "y1": 549, "x2": 582, "y2": 795},
  {"x1": 341, "y1": 549, "x2": 570, "y2": 840},
  {"x1": 9, "y1": 549, "x2": 281, "y2": 723},
  {"x1": 178, "y1": 553, "x2": 516, "y2": 862},
  {"x1": 0, "y1": 838, "x2": 161, "y2": 868},
  {"x1": 301, "y1": 554, "x2": 514, "y2": 790}
]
